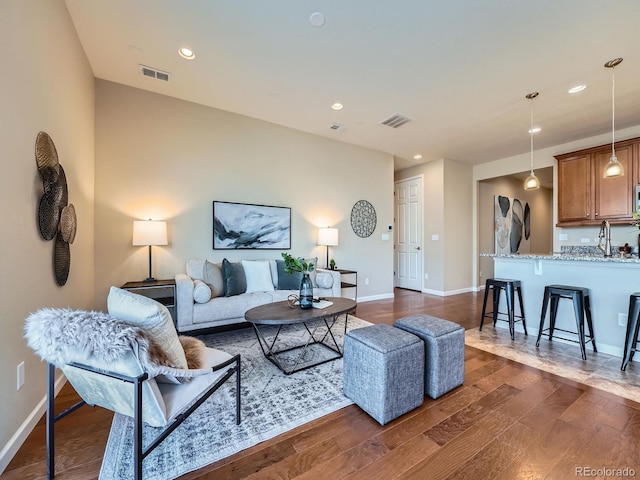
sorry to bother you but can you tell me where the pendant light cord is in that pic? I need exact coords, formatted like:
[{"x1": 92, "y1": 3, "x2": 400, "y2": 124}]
[
  {"x1": 530, "y1": 98, "x2": 535, "y2": 174},
  {"x1": 611, "y1": 67, "x2": 616, "y2": 159}
]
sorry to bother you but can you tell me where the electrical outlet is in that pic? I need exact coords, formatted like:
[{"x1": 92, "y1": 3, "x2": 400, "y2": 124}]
[
  {"x1": 424, "y1": 273, "x2": 428, "y2": 280},
  {"x1": 618, "y1": 313, "x2": 628, "y2": 327},
  {"x1": 580, "y1": 238, "x2": 590, "y2": 243},
  {"x1": 479, "y1": 270, "x2": 482, "y2": 278},
  {"x1": 365, "y1": 278, "x2": 370, "y2": 285},
  {"x1": 559, "y1": 234, "x2": 568, "y2": 241},
  {"x1": 17, "y1": 362, "x2": 25, "y2": 391}
]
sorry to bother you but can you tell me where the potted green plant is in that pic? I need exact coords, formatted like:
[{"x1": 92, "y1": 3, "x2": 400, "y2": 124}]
[
  {"x1": 329, "y1": 258, "x2": 336, "y2": 270},
  {"x1": 281, "y1": 253, "x2": 314, "y2": 309}
]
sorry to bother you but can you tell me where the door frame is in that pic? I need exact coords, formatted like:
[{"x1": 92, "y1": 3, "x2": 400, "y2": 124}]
[{"x1": 394, "y1": 174, "x2": 424, "y2": 290}]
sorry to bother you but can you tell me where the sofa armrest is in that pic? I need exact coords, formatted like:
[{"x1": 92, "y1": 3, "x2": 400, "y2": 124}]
[
  {"x1": 317, "y1": 268, "x2": 342, "y2": 297},
  {"x1": 175, "y1": 273, "x2": 195, "y2": 331}
]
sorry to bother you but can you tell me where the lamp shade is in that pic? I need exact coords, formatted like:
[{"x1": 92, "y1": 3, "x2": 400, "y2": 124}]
[
  {"x1": 317, "y1": 227, "x2": 339, "y2": 246},
  {"x1": 133, "y1": 220, "x2": 167, "y2": 246}
]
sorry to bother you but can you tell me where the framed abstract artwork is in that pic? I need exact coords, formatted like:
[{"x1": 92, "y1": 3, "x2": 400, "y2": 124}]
[
  {"x1": 494, "y1": 195, "x2": 531, "y2": 254},
  {"x1": 213, "y1": 201, "x2": 291, "y2": 249}
]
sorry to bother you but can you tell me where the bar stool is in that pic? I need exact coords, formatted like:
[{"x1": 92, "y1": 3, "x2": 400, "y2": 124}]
[
  {"x1": 536, "y1": 284, "x2": 596, "y2": 360},
  {"x1": 621, "y1": 293, "x2": 640, "y2": 371},
  {"x1": 480, "y1": 278, "x2": 527, "y2": 340}
]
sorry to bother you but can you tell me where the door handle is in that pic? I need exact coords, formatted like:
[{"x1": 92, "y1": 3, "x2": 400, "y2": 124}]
[{"x1": 415, "y1": 246, "x2": 421, "y2": 250}]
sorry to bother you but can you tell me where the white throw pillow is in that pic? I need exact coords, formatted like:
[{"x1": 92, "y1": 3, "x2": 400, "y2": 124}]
[
  {"x1": 242, "y1": 260, "x2": 275, "y2": 293},
  {"x1": 192, "y1": 279, "x2": 212, "y2": 304},
  {"x1": 315, "y1": 271, "x2": 334, "y2": 289},
  {"x1": 107, "y1": 287, "x2": 188, "y2": 370}
]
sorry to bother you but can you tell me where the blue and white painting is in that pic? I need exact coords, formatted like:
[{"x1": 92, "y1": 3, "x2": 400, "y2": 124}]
[
  {"x1": 494, "y1": 195, "x2": 531, "y2": 254},
  {"x1": 213, "y1": 201, "x2": 291, "y2": 249}
]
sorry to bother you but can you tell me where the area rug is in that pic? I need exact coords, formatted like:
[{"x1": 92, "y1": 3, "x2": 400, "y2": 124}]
[
  {"x1": 99, "y1": 315, "x2": 370, "y2": 480},
  {"x1": 465, "y1": 327, "x2": 640, "y2": 403}
]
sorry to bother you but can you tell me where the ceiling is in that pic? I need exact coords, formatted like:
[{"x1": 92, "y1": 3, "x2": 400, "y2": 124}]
[{"x1": 64, "y1": 0, "x2": 640, "y2": 171}]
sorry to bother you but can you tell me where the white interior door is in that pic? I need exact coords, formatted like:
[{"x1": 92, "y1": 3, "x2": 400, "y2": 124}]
[{"x1": 395, "y1": 176, "x2": 423, "y2": 290}]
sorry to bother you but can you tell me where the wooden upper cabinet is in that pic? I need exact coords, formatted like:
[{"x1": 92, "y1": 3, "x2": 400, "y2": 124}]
[
  {"x1": 556, "y1": 137, "x2": 639, "y2": 226},
  {"x1": 557, "y1": 154, "x2": 591, "y2": 223},
  {"x1": 593, "y1": 145, "x2": 633, "y2": 220}
]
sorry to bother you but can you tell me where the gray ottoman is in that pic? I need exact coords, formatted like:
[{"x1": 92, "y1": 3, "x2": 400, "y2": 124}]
[
  {"x1": 394, "y1": 314, "x2": 464, "y2": 399},
  {"x1": 343, "y1": 324, "x2": 424, "y2": 425}
]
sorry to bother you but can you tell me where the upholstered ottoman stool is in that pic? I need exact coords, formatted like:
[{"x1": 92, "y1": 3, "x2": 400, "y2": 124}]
[
  {"x1": 343, "y1": 324, "x2": 424, "y2": 425},
  {"x1": 394, "y1": 314, "x2": 464, "y2": 399}
]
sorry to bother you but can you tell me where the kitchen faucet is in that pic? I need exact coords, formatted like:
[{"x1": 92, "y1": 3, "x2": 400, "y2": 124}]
[{"x1": 598, "y1": 220, "x2": 612, "y2": 257}]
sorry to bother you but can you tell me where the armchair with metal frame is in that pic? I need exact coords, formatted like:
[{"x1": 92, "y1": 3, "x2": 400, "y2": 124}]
[{"x1": 27, "y1": 309, "x2": 241, "y2": 480}]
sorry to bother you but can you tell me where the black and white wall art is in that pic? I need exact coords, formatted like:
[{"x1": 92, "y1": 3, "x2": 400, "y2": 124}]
[
  {"x1": 494, "y1": 195, "x2": 530, "y2": 254},
  {"x1": 213, "y1": 201, "x2": 291, "y2": 249}
]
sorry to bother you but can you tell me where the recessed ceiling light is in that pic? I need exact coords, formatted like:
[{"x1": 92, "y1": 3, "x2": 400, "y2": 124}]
[
  {"x1": 309, "y1": 12, "x2": 326, "y2": 27},
  {"x1": 331, "y1": 103, "x2": 343, "y2": 111},
  {"x1": 568, "y1": 85, "x2": 587, "y2": 94},
  {"x1": 178, "y1": 47, "x2": 195, "y2": 60},
  {"x1": 413, "y1": 154, "x2": 423, "y2": 160},
  {"x1": 528, "y1": 127, "x2": 541, "y2": 134}
]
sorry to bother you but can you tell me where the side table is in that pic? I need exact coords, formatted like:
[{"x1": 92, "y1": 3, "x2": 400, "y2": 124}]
[
  {"x1": 121, "y1": 279, "x2": 176, "y2": 325},
  {"x1": 334, "y1": 269, "x2": 357, "y2": 301}
]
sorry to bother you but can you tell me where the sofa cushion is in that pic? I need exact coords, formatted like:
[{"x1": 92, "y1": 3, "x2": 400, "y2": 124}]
[
  {"x1": 107, "y1": 287, "x2": 188, "y2": 370},
  {"x1": 192, "y1": 292, "x2": 273, "y2": 324},
  {"x1": 276, "y1": 259, "x2": 302, "y2": 290},
  {"x1": 316, "y1": 271, "x2": 334, "y2": 289},
  {"x1": 192, "y1": 279, "x2": 212, "y2": 304},
  {"x1": 222, "y1": 258, "x2": 246, "y2": 297},
  {"x1": 203, "y1": 261, "x2": 224, "y2": 298},
  {"x1": 242, "y1": 260, "x2": 275, "y2": 293}
]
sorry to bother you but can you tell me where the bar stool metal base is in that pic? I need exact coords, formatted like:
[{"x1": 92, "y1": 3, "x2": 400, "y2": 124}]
[
  {"x1": 621, "y1": 293, "x2": 640, "y2": 371},
  {"x1": 480, "y1": 278, "x2": 527, "y2": 340},
  {"x1": 536, "y1": 284, "x2": 596, "y2": 361}
]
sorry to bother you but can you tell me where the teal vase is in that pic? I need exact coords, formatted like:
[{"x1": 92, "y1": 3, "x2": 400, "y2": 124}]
[{"x1": 299, "y1": 273, "x2": 313, "y2": 309}]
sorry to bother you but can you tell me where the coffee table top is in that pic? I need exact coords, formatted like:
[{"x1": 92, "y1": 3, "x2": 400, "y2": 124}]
[{"x1": 245, "y1": 297, "x2": 356, "y2": 325}]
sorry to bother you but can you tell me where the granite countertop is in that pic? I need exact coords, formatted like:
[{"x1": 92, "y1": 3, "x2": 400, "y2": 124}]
[
  {"x1": 481, "y1": 252, "x2": 640, "y2": 264},
  {"x1": 482, "y1": 245, "x2": 640, "y2": 263}
]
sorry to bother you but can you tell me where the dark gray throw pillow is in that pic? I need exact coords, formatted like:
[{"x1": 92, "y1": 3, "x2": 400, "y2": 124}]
[
  {"x1": 276, "y1": 259, "x2": 303, "y2": 290},
  {"x1": 221, "y1": 258, "x2": 247, "y2": 297}
]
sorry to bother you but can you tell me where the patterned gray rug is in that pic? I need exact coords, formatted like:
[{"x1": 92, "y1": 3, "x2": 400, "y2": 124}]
[{"x1": 99, "y1": 315, "x2": 369, "y2": 480}]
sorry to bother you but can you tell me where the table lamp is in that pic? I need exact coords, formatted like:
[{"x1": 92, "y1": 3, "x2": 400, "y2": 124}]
[
  {"x1": 133, "y1": 219, "x2": 168, "y2": 282},
  {"x1": 317, "y1": 227, "x2": 339, "y2": 269}
]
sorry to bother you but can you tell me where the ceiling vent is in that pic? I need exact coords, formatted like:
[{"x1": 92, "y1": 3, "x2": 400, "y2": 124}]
[
  {"x1": 380, "y1": 113, "x2": 413, "y2": 128},
  {"x1": 139, "y1": 64, "x2": 170, "y2": 82},
  {"x1": 329, "y1": 123, "x2": 347, "y2": 132}
]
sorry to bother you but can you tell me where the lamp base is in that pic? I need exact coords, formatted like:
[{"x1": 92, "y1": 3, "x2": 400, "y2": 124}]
[{"x1": 143, "y1": 277, "x2": 157, "y2": 283}]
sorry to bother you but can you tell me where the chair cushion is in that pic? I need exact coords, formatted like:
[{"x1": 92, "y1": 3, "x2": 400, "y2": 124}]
[{"x1": 107, "y1": 287, "x2": 188, "y2": 370}]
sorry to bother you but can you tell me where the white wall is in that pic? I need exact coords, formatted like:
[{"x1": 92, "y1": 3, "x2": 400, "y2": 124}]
[
  {"x1": 478, "y1": 176, "x2": 553, "y2": 282},
  {"x1": 395, "y1": 158, "x2": 474, "y2": 295},
  {"x1": 0, "y1": 0, "x2": 95, "y2": 472},
  {"x1": 94, "y1": 80, "x2": 395, "y2": 309}
]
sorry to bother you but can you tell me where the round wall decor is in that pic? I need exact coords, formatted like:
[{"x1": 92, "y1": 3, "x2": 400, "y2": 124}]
[{"x1": 350, "y1": 200, "x2": 377, "y2": 238}]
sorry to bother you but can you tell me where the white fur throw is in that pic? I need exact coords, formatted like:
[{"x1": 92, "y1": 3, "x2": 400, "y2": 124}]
[{"x1": 24, "y1": 308, "x2": 210, "y2": 380}]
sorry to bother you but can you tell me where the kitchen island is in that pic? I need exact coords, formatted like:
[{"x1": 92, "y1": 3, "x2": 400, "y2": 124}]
[{"x1": 481, "y1": 253, "x2": 640, "y2": 357}]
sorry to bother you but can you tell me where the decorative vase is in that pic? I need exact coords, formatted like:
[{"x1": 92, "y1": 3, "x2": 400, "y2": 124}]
[{"x1": 299, "y1": 273, "x2": 313, "y2": 309}]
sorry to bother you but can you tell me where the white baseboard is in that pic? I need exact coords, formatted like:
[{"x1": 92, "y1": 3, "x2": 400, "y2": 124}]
[
  {"x1": 422, "y1": 286, "x2": 476, "y2": 297},
  {"x1": 357, "y1": 293, "x2": 395, "y2": 303},
  {"x1": 0, "y1": 374, "x2": 67, "y2": 475}
]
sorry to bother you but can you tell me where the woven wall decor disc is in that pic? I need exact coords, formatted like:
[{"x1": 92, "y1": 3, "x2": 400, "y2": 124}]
[
  {"x1": 38, "y1": 191, "x2": 61, "y2": 241},
  {"x1": 60, "y1": 204, "x2": 77, "y2": 244},
  {"x1": 35, "y1": 132, "x2": 59, "y2": 173},
  {"x1": 54, "y1": 232, "x2": 70, "y2": 286},
  {"x1": 350, "y1": 200, "x2": 377, "y2": 238}
]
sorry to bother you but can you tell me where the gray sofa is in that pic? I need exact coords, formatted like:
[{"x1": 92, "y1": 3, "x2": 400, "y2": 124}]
[{"x1": 175, "y1": 257, "x2": 342, "y2": 332}]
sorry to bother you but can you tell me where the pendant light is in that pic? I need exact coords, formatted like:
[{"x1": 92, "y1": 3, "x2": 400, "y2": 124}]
[
  {"x1": 603, "y1": 57, "x2": 624, "y2": 178},
  {"x1": 524, "y1": 92, "x2": 540, "y2": 190}
]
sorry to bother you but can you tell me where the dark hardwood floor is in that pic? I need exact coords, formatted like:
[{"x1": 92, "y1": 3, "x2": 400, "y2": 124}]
[{"x1": 5, "y1": 289, "x2": 640, "y2": 479}]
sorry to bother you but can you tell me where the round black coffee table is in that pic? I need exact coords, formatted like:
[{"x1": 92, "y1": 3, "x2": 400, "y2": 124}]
[{"x1": 245, "y1": 297, "x2": 356, "y2": 375}]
